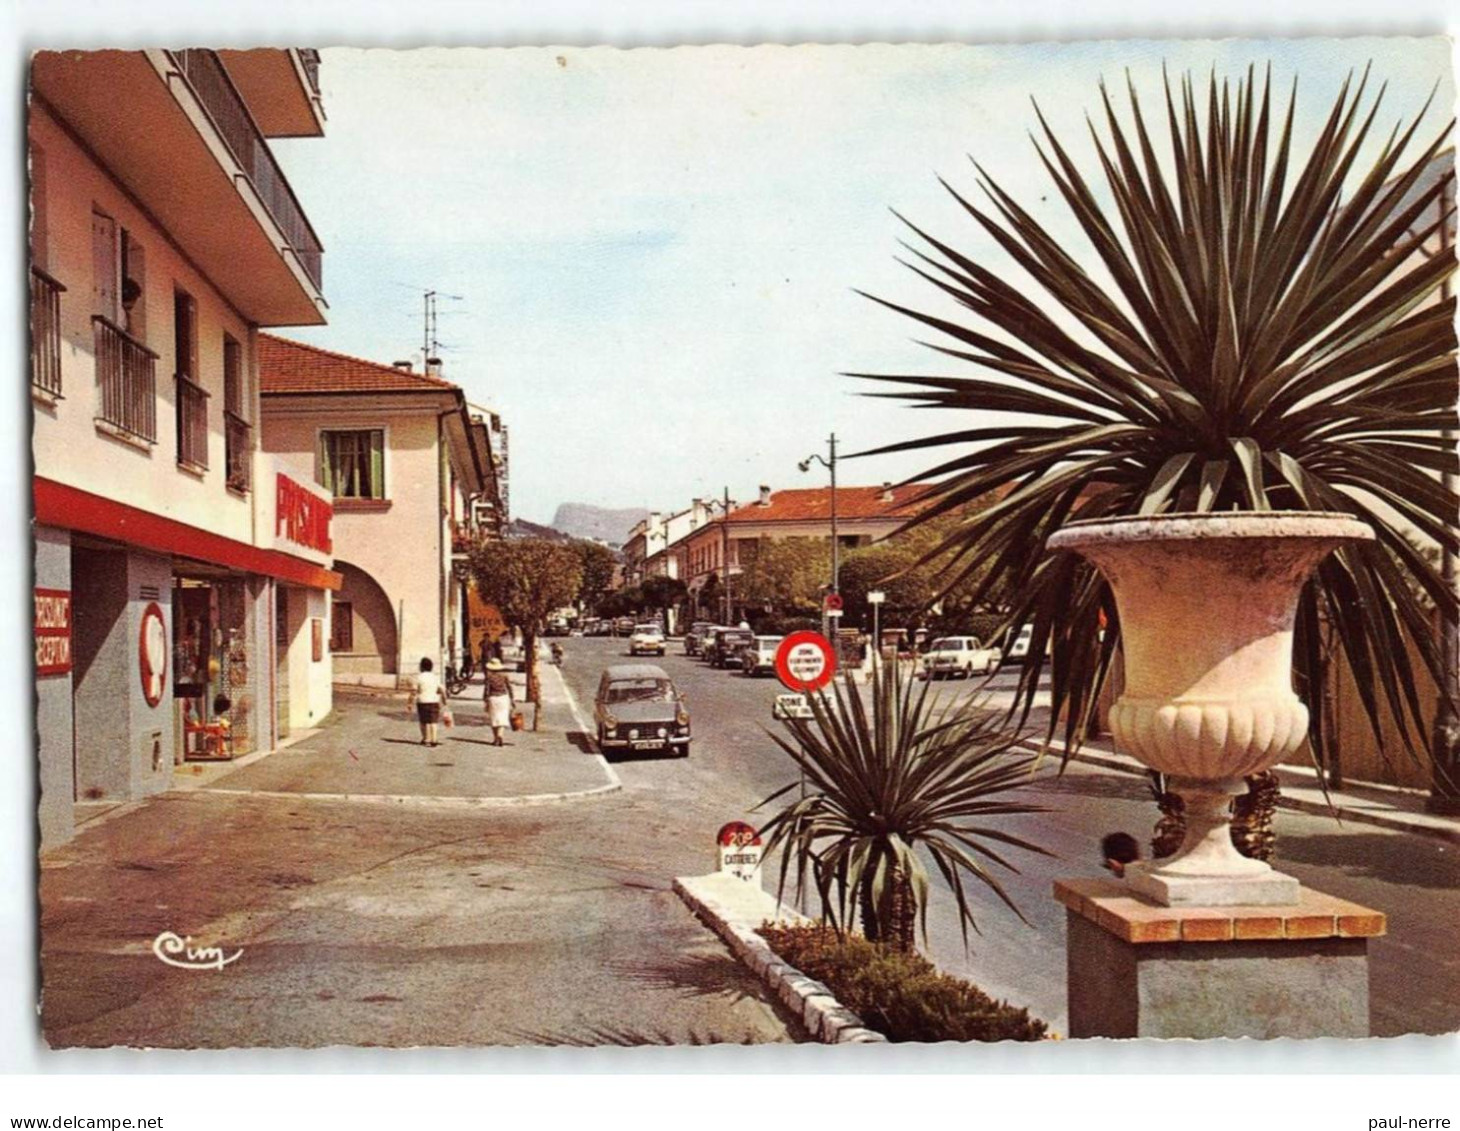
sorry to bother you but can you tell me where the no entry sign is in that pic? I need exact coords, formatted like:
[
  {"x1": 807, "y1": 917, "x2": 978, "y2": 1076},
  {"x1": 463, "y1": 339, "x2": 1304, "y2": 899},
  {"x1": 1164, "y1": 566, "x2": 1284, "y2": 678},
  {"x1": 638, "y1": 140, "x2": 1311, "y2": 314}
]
[{"x1": 775, "y1": 630, "x2": 837, "y2": 692}]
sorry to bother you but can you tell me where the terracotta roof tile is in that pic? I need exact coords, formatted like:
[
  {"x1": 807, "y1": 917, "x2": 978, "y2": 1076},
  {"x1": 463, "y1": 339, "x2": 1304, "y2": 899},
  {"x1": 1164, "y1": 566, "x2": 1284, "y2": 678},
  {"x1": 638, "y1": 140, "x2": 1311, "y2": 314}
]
[
  {"x1": 259, "y1": 333, "x2": 460, "y2": 395},
  {"x1": 725, "y1": 485, "x2": 932, "y2": 524}
]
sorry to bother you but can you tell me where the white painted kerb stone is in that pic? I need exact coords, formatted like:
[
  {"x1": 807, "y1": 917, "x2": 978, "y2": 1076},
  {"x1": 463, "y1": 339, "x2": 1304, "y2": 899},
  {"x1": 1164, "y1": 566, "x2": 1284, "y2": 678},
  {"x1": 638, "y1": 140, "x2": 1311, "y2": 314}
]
[{"x1": 674, "y1": 872, "x2": 886, "y2": 1044}]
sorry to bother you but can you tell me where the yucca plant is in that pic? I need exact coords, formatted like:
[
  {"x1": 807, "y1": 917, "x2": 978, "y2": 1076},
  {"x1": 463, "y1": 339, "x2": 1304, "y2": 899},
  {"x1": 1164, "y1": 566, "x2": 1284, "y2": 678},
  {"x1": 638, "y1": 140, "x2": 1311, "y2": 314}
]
[
  {"x1": 853, "y1": 65, "x2": 1459, "y2": 777},
  {"x1": 756, "y1": 664, "x2": 1051, "y2": 952}
]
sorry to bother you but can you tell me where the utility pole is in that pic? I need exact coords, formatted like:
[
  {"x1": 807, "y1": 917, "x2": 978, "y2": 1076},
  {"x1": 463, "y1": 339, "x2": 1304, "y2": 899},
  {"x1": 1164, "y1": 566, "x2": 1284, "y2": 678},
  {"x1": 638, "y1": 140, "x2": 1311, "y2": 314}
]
[{"x1": 800, "y1": 432, "x2": 840, "y2": 639}]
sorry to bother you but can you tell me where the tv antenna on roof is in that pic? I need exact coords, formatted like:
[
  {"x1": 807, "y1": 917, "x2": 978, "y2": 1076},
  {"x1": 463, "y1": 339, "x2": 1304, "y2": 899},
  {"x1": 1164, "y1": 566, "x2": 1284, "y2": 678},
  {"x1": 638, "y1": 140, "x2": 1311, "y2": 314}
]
[{"x1": 421, "y1": 289, "x2": 465, "y2": 362}]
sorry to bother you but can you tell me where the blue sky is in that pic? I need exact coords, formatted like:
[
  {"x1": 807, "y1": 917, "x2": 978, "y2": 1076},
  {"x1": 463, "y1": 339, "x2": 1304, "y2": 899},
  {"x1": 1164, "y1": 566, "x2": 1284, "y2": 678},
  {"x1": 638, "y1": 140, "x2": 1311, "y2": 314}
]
[{"x1": 271, "y1": 37, "x2": 1455, "y2": 525}]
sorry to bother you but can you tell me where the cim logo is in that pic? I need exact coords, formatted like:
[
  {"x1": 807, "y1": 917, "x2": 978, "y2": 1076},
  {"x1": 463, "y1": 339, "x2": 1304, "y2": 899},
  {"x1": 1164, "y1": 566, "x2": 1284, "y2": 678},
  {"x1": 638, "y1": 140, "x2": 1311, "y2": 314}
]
[{"x1": 276, "y1": 473, "x2": 333, "y2": 555}]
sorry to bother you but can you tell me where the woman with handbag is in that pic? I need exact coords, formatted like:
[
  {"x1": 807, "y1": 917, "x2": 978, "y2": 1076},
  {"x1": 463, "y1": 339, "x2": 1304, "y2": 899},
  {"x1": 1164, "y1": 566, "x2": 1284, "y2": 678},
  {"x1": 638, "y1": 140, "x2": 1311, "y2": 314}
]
[
  {"x1": 409, "y1": 656, "x2": 443, "y2": 747},
  {"x1": 483, "y1": 658, "x2": 514, "y2": 747}
]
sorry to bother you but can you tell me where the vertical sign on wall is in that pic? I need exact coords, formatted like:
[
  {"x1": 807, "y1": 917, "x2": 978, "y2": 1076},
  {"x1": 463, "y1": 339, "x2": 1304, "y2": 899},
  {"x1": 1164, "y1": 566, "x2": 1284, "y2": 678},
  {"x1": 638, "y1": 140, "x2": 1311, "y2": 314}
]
[
  {"x1": 35, "y1": 588, "x2": 72, "y2": 676},
  {"x1": 311, "y1": 618, "x2": 324, "y2": 663}
]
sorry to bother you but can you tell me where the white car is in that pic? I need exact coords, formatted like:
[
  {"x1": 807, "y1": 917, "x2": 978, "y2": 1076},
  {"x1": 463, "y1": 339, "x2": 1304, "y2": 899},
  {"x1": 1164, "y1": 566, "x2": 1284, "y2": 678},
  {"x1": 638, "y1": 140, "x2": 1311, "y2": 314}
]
[
  {"x1": 741, "y1": 635, "x2": 784, "y2": 677},
  {"x1": 629, "y1": 623, "x2": 666, "y2": 656},
  {"x1": 918, "y1": 636, "x2": 1001, "y2": 680}
]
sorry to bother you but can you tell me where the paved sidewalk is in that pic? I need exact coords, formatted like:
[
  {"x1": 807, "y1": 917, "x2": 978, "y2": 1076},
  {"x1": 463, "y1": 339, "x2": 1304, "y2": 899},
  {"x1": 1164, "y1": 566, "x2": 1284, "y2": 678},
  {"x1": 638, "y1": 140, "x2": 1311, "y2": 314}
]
[
  {"x1": 196, "y1": 666, "x2": 616, "y2": 805},
  {"x1": 1033, "y1": 735, "x2": 1460, "y2": 844}
]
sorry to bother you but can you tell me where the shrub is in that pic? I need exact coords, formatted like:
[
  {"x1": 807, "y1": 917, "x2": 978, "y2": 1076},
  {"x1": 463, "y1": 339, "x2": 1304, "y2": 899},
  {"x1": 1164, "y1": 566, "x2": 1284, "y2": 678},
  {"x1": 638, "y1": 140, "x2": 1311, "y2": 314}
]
[{"x1": 759, "y1": 923, "x2": 1047, "y2": 1042}]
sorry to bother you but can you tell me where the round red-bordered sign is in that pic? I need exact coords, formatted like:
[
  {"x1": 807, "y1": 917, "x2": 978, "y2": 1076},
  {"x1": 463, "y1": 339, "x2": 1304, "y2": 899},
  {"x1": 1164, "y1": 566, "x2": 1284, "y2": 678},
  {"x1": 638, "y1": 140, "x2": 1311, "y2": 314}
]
[
  {"x1": 824, "y1": 592, "x2": 844, "y2": 612},
  {"x1": 717, "y1": 821, "x2": 761, "y2": 849},
  {"x1": 139, "y1": 601, "x2": 168, "y2": 708},
  {"x1": 774, "y1": 630, "x2": 837, "y2": 693}
]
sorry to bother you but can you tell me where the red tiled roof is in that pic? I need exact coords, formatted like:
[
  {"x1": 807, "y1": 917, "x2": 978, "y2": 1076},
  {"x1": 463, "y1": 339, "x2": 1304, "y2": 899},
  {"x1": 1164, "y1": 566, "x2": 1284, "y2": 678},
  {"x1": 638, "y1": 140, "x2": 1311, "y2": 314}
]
[
  {"x1": 726, "y1": 485, "x2": 932, "y2": 524},
  {"x1": 259, "y1": 333, "x2": 460, "y2": 395}
]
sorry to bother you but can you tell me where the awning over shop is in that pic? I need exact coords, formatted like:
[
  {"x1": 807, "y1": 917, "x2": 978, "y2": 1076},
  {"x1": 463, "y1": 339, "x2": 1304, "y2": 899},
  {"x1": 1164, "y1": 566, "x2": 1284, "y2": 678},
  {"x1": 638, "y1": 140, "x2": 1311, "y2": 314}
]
[{"x1": 35, "y1": 477, "x2": 343, "y2": 591}]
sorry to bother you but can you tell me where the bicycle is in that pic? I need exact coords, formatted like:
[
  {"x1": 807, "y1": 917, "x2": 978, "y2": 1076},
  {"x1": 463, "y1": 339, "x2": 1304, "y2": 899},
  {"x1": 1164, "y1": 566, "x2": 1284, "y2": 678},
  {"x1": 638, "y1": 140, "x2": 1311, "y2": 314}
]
[{"x1": 444, "y1": 651, "x2": 475, "y2": 698}]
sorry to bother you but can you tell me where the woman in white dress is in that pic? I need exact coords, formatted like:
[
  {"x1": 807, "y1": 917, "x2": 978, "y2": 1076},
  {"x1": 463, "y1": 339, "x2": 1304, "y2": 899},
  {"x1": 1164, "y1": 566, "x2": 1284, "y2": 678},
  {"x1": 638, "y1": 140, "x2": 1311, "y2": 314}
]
[
  {"x1": 409, "y1": 656, "x2": 443, "y2": 747},
  {"x1": 483, "y1": 658, "x2": 514, "y2": 747}
]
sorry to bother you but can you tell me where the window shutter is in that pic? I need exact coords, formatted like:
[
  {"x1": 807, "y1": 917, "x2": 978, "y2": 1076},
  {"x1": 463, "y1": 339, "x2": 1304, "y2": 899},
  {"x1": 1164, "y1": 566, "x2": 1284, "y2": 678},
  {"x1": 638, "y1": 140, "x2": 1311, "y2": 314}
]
[
  {"x1": 369, "y1": 430, "x2": 385, "y2": 499},
  {"x1": 319, "y1": 433, "x2": 334, "y2": 494},
  {"x1": 91, "y1": 211, "x2": 117, "y2": 321}
]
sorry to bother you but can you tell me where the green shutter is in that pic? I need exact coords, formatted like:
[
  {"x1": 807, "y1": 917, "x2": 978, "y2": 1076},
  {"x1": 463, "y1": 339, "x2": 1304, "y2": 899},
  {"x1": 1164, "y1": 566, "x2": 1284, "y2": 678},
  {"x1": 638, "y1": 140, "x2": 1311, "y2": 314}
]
[
  {"x1": 369, "y1": 430, "x2": 385, "y2": 499},
  {"x1": 319, "y1": 433, "x2": 334, "y2": 495}
]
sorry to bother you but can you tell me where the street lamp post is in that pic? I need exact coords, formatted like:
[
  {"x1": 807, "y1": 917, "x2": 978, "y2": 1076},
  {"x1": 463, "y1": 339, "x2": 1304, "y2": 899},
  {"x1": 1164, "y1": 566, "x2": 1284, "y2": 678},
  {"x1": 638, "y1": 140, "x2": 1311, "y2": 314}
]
[
  {"x1": 799, "y1": 432, "x2": 840, "y2": 639},
  {"x1": 868, "y1": 589, "x2": 885, "y2": 671}
]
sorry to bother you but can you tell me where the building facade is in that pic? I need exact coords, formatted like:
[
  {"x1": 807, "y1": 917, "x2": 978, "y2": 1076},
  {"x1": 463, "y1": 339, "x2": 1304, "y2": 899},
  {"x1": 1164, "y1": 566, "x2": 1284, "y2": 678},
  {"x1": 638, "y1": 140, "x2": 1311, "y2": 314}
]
[
  {"x1": 683, "y1": 484, "x2": 926, "y2": 620},
  {"x1": 259, "y1": 337, "x2": 501, "y2": 684},
  {"x1": 29, "y1": 48, "x2": 338, "y2": 850}
]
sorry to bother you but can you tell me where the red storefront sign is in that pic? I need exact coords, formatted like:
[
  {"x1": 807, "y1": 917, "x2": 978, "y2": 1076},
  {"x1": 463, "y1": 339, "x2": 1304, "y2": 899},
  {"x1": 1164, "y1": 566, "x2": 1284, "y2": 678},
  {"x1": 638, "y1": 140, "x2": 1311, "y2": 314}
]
[
  {"x1": 276, "y1": 474, "x2": 333, "y2": 555},
  {"x1": 35, "y1": 588, "x2": 72, "y2": 676}
]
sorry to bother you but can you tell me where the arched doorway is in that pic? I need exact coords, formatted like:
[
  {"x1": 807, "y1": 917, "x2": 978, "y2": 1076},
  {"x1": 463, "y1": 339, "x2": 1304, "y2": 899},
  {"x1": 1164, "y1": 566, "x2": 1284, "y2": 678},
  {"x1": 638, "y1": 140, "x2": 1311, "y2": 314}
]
[{"x1": 330, "y1": 561, "x2": 398, "y2": 675}]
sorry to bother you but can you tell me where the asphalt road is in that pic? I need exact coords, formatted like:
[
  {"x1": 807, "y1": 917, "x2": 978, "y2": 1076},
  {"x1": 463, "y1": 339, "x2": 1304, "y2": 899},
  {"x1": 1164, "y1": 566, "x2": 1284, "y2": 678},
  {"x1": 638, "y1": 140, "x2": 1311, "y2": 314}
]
[{"x1": 561, "y1": 635, "x2": 1460, "y2": 1037}]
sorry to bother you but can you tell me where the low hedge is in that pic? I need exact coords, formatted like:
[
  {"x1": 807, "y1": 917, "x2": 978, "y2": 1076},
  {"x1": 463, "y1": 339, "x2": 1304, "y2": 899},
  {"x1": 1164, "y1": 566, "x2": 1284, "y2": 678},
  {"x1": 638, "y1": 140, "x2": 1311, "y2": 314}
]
[{"x1": 758, "y1": 923, "x2": 1047, "y2": 1043}]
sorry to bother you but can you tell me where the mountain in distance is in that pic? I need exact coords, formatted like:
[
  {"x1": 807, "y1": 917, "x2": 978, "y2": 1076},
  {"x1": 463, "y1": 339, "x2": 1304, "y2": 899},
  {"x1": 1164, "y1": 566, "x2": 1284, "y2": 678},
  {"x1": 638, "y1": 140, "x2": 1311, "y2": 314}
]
[
  {"x1": 550, "y1": 503, "x2": 648, "y2": 547},
  {"x1": 505, "y1": 517, "x2": 577, "y2": 543}
]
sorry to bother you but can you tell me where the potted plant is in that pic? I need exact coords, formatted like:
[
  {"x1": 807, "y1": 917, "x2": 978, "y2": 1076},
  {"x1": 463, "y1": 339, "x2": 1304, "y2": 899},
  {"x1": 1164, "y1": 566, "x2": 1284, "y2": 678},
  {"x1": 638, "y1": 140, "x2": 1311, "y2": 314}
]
[{"x1": 853, "y1": 67, "x2": 1459, "y2": 900}]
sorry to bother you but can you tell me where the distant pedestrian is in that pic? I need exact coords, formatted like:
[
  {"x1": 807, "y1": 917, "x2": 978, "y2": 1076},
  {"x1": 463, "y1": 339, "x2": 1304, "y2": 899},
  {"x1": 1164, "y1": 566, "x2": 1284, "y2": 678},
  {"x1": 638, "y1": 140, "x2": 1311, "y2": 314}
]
[
  {"x1": 410, "y1": 657, "x2": 443, "y2": 747},
  {"x1": 484, "y1": 659, "x2": 515, "y2": 747},
  {"x1": 1101, "y1": 832, "x2": 1141, "y2": 878}
]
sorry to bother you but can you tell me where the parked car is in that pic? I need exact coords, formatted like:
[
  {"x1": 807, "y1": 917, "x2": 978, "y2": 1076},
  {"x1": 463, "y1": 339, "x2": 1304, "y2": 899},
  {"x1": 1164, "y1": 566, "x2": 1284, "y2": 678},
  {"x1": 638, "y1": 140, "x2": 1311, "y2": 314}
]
[
  {"x1": 918, "y1": 636, "x2": 1001, "y2": 680},
  {"x1": 1006, "y1": 623, "x2": 1034, "y2": 665},
  {"x1": 593, "y1": 664, "x2": 691, "y2": 757},
  {"x1": 684, "y1": 621, "x2": 718, "y2": 656},
  {"x1": 705, "y1": 627, "x2": 754, "y2": 669},
  {"x1": 613, "y1": 616, "x2": 636, "y2": 637},
  {"x1": 741, "y1": 635, "x2": 784, "y2": 677},
  {"x1": 629, "y1": 623, "x2": 666, "y2": 656}
]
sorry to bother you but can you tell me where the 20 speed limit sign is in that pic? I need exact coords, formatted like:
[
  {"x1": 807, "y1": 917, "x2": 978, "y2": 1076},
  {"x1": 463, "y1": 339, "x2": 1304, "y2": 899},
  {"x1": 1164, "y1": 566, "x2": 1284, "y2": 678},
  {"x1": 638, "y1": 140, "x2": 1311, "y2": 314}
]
[{"x1": 774, "y1": 630, "x2": 837, "y2": 693}]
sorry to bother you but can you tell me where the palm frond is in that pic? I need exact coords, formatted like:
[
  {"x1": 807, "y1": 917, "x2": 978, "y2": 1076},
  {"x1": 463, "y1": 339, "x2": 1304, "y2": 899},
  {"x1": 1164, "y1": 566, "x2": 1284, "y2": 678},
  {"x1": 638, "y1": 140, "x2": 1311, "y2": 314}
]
[{"x1": 856, "y1": 66, "x2": 1459, "y2": 771}]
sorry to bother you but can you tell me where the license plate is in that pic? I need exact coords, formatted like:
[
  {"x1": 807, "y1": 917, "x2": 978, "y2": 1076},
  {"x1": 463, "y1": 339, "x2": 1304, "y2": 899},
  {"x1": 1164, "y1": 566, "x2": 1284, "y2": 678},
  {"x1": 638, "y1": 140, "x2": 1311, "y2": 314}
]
[{"x1": 633, "y1": 740, "x2": 666, "y2": 750}]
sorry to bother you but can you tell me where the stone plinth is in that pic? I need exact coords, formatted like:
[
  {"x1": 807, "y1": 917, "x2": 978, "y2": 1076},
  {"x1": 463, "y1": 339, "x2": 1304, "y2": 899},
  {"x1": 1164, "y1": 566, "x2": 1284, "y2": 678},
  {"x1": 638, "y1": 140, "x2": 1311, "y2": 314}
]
[{"x1": 1056, "y1": 877, "x2": 1385, "y2": 1039}]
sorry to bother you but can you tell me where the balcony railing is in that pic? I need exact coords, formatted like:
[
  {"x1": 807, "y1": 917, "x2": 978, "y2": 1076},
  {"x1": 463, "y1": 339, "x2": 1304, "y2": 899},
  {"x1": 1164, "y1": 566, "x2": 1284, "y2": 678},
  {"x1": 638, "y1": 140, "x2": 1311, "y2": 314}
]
[
  {"x1": 176, "y1": 374, "x2": 210, "y2": 470},
  {"x1": 225, "y1": 409, "x2": 251, "y2": 493},
  {"x1": 169, "y1": 49, "x2": 324, "y2": 292},
  {"x1": 298, "y1": 49, "x2": 321, "y2": 95},
  {"x1": 93, "y1": 315, "x2": 157, "y2": 443},
  {"x1": 30, "y1": 266, "x2": 65, "y2": 398}
]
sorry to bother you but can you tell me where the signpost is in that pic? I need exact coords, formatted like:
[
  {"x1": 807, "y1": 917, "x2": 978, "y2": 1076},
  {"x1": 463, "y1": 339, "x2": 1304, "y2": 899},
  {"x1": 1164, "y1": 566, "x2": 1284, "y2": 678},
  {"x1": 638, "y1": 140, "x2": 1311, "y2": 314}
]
[
  {"x1": 868, "y1": 589, "x2": 885, "y2": 669},
  {"x1": 774, "y1": 630, "x2": 836, "y2": 693},
  {"x1": 716, "y1": 821, "x2": 763, "y2": 883}
]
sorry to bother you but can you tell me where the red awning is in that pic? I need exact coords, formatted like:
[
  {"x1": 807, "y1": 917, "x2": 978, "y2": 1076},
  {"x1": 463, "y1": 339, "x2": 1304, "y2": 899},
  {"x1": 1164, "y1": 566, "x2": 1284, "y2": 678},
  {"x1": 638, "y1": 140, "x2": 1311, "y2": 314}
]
[{"x1": 35, "y1": 477, "x2": 342, "y2": 591}]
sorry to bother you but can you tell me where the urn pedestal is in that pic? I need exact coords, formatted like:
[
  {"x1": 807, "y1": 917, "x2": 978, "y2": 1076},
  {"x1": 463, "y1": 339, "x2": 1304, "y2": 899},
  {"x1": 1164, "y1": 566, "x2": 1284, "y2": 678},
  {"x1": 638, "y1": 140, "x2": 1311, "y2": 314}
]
[{"x1": 1047, "y1": 512, "x2": 1373, "y2": 907}]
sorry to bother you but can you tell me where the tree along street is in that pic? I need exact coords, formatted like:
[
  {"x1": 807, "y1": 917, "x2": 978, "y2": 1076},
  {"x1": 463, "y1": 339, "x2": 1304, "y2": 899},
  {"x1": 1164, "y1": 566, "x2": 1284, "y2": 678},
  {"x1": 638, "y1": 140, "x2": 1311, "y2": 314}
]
[{"x1": 558, "y1": 637, "x2": 1460, "y2": 1038}]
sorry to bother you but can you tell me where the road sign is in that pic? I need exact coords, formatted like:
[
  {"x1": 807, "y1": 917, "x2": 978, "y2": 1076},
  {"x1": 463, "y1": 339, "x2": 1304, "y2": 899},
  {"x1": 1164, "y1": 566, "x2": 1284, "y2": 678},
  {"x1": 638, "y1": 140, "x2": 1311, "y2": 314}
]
[
  {"x1": 717, "y1": 821, "x2": 762, "y2": 881},
  {"x1": 824, "y1": 592, "x2": 844, "y2": 612},
  {"x1": 775, "y1": 630, "x2": 837, "y2": 692}
]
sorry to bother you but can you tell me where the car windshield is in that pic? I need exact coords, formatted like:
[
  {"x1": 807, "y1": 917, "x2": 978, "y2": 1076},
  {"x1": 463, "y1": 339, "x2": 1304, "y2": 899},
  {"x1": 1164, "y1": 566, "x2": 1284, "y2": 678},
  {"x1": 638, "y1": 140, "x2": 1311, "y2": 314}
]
[
  {"x1": 754, "y1": 637, "x2": 782, "y2": 648},
  {"x1": 605, "y1": 679, "x2": 676, "y2": 704},
  {"x1": 634, "y1": 625, "x2": 660, "y2": 634},
  {"x1": 929, "y1": 639, "x2": 964, "y2": 651}
]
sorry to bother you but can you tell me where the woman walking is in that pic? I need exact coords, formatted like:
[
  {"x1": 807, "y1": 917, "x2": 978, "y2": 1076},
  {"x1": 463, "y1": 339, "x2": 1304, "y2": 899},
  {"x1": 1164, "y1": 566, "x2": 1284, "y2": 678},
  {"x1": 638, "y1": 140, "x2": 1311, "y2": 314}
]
[
  {"x1": 484, "y1": 658, "x2": 514, "y2": 747},
  {"x1": 409, "y1": 656, "x2": 443, "y2": 747}
]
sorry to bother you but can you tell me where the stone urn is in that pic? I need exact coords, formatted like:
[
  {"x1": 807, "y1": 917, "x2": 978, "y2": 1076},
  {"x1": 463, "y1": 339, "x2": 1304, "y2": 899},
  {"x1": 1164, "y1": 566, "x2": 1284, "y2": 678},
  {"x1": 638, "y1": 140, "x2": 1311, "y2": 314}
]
[{"x1": 1047, "y1": 512, "x2": 1373, "y2": 906}]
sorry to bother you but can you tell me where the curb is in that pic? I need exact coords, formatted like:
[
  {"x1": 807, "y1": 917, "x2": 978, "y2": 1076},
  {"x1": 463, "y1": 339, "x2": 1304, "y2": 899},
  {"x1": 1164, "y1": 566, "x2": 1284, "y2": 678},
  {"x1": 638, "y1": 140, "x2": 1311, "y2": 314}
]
[
  {"x1": 673, "y1": 874, "x2": 886, "y2": 1045},
  {"x1": 1028, "y1": 742, "x2": 1460, "y2": 846},
  {"x1": 194, "y1": 781, "x2": 621, "y2": 809}
]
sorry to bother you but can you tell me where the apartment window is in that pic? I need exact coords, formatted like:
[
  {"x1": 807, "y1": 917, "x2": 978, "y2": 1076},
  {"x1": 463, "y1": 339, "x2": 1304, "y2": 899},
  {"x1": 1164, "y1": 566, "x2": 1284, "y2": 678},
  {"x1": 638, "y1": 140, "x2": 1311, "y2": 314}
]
[
  {"x1": 92, "y1": 210, "x2": 157, "y2": 442},
  {"x1": 29, "y1": 147, "x2": 63, "y2": 398},
  {"x1": 320, "y1": 430, "x2": 386, "y2": 499},
  {"x1": 174, "y1": 288, "x2": 207, "y2": 470},
  {"x1": 330, "y1": 602, "x2": 354, "y2": 653},
  {"x1": 223, "y1": 335, "x2": 250, "y2": 493}
]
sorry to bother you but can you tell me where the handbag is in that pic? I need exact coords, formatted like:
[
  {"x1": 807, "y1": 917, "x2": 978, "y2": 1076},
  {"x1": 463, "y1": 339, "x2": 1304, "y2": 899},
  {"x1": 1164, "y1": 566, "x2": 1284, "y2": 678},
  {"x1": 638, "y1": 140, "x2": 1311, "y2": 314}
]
[
  {"x1": 441, "y1": 708, "x2": 454, "y2": 728},
  {"x1": 510, "y1": 708, "x2": 525, "y2": 732}
]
